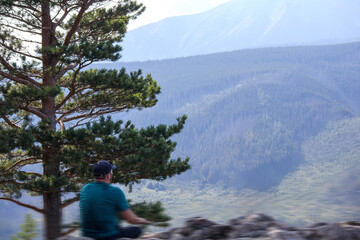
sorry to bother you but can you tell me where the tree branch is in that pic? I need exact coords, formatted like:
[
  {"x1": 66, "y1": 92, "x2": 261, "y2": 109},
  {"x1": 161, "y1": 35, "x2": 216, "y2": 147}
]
[
  {"x1": 2, "y1": 116, "x2": 21, "y2": 128},
  {"x1": 53, "y1": 63, "x2": 77, "y2": 83},
  {"x1": 7, "y1": 158, "x2": 41, "y2": 171},
  {"x1": 0, "y1": 100, "x2": 45, "y2": 119},
  {"x1": 9, "y1": 3, "x2": 39, "y2": 12},
  {"x1": 64, "y1": 0, "x2": 96, "y2": 46},
  {"x1": 60, "y1": 227, "x2": 78, "y2": 237},
  {"x1": 18, "y1": 105, "x2": 46, "y2": 119},
  {"x1": 0, "y1": 179, "x2": 22, "y2": 186},
  {"x1": 55, "y1": 4, "x2": 79, "y2": 27},
  {"x1": 55, "y1": 85, "x2": 89, "y2": 114},
  {"x1": 56, "y1": 108, "x2": 77, "y2": 121},
  {"x1": 0, "y1": 70, "x2": 40, "y2": 89},
  {"x1": 69, "y1": 30, "x2": 114, "y2": 44},
  {"x1": 0, "y1": 197, "x2": 44, "y2": 213},
  {"x1": 59, "y1": 119, "x2": 65, "y2": 131},
  {"x1": 0, "y1": 23, "x2": 41, "y2": 36},
  {"x1": 19, "y1": 171, "x2": 42, "y2": 178},
  {"x1": 0, "y1": 42, "x2": 42, "y2": 61},
  {"x1": 62, "y1": 106, "x2": 127, "y2": 123},
  {"x1": 15, "y1": 38, "x2": 41, "y2": 45},
  {"x1": 0, "y1": 13, "x2": 40, "y2": 29},
  {"x1": 55, "y1": 62, "x2": 87, "y2": 111},
  {"x1": 0, "y1": 179, "x2": 43, "y2": 194},
  {"x1": 0, "y1": 56, "x2": 42, "y2": 88},
  {"x1": 61, "y1": 196, "x2": 79, "y2": 209}
]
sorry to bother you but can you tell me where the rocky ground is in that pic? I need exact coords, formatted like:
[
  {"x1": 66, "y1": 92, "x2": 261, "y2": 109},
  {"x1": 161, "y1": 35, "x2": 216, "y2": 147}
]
[{"x1": 58, "y1": 213, "x2": 360, "y2": 240}]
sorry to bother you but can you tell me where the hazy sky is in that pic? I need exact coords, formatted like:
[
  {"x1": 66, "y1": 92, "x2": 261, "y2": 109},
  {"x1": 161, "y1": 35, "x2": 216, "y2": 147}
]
[{"x1": 128, "y1": 0, "x2": 230, "y2": 30}]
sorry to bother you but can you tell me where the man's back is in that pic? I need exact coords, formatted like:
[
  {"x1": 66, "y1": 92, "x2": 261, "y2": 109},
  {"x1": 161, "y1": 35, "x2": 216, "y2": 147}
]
[{"x1": 80, "y1": 181, "x2": 129, "y2": 238}]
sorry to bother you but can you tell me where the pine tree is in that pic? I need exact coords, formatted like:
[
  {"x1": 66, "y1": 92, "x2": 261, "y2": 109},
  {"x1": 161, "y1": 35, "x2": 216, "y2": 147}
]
[
  {"x1": 0, "y1": 1, "x2": 190, "y2": 239},
  {"x1": 11, "y1": 214, "x2": 39, "y2": 240}
]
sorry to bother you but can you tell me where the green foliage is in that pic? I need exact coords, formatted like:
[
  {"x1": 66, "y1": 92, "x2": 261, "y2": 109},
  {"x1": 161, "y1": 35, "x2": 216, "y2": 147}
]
[
  {"x1": 11, "y1": 214, "x2": 39, "y2": 240},
  {"x1": 0, "y1": 115, "x2": 190, "y2": 198},
  {"x1": 57, "y1": 68, "x2": 160, "y2": 113},
  {"x1": 125, "y1": 200, "x2": 171, "y2": 227}
]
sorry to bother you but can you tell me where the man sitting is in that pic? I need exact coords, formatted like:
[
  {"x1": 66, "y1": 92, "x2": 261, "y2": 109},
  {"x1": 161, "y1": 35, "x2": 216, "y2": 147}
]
[{"x1": 80, "y1": 160, "x2": 149, "y2": 240}]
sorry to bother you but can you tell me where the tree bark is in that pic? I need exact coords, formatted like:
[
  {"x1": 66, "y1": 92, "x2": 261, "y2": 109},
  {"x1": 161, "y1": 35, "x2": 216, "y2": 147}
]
[
  {"x1": 42, "y1": 145, "x2": 62, "y2": 240},
  {"x1": 43, "y1": 191, "x2": 62, "y2": 240},
  {"x1": 41, "y1": 1, "x2": 61, "y2": 239}
]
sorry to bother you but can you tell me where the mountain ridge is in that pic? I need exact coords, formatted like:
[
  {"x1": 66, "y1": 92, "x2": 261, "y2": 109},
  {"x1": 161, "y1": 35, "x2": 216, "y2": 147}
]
[{"x1": 121, "y1": 0, "x2": 360, "y2": 61}]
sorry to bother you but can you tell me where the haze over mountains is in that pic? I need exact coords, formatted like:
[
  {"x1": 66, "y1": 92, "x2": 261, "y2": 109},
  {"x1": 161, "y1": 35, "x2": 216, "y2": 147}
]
[{"x1": 121, "y1": 0, "x2": 360, "y2": 61}]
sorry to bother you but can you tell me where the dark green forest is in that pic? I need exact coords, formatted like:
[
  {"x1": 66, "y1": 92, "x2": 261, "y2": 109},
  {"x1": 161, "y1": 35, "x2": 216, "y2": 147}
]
[{"x1": 95, "y1": 42, "x2": 360, "y2": 190}]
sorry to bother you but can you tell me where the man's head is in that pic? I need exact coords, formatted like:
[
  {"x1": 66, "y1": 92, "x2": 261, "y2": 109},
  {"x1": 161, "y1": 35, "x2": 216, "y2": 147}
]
[{"x1": 93, "y1": 160, "x2": 116, "y2": 182}]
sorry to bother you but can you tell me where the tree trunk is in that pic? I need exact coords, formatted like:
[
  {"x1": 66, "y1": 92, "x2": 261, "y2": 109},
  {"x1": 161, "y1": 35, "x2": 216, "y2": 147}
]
[
  {"x1": 43, "y1": 192, "x2": 62, "y2": 240},
  {"x1": 43, "y1": 144, "x2": 61, "y2": 240},
  {"x1": 42, "y1": 110, "x2": 61, "y2": 240},
  {"x1": 41, "y1": 1, "x2": 61, "y2": 239}
]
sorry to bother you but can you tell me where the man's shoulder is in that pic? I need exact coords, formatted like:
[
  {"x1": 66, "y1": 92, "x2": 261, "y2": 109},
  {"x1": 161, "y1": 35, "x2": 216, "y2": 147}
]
[
  {"x1": 107, "y1": 184, "x2": 124, "y2": 193},
  {"x1": 106, "y1": 185, "x2": 127, "y2": 201},
  {"x1": 81, "y1": 182, "x2": 124, "y2": 194},
  {"x1": 81, "y1": 181, "x2": 97, "y2": 190}
]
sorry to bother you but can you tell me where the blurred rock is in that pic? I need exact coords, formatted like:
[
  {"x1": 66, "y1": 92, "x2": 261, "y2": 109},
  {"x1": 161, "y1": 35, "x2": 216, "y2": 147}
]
[{"x1": 58, "y1": 213, "x2": 360, "y2": 240}]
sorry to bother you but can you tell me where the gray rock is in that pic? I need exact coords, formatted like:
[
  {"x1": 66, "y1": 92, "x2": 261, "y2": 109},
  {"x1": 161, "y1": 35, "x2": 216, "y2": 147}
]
[
  {"x1": 207, "y1": 224, "x2": 233, "y2": 239},
  {"x1": 245, "y1": 213, "x2": 275, "y2": 223},
  {"x1": 169, "y1": 233, "x2": 185, "y2": 240},
  {"x1": 300, "y1": 222, "x2": 360, "y2": 240},
  {"x1": 190, "y1": 229, "x2": 209, "y2": 240},
  {"x1": 178, "y1": 217, "x2": 216, "y2": 236},
  {"x1": 344, "y1": 221, "x2": 360, "y2": 227},
  {"x1": 313, "y1": 223, "x2": 360, "y2": 240},
  {"x1": 268, "y1": 228, "x2": 305, "y2": 240},
  {"x1": 228, "y1": 222, "x2": 268, "y2": 238},
  {"x1": 229, "y1": 216, "x2": 246, "y2": 226},
  {"x1": 57, "y1": 214, "x2": 360, "y2": 240}
]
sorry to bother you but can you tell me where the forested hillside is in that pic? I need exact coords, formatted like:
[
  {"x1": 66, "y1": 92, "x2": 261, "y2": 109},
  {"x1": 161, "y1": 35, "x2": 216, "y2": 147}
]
[
  {"x1": 127, "y1": 117, "x2": 360, "y2": 227},
  {"x1": 95, "y1": 42, "x2": 360, "y2": 190}
]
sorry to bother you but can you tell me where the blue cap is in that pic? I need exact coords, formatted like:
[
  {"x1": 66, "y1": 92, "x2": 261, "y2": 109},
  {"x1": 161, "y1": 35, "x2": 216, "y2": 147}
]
[{"x1": 93, "y1": 160, "x2": 116, "y2": 177}]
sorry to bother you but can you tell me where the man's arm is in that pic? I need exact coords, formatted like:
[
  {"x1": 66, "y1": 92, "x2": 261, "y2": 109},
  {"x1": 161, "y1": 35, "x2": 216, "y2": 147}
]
[{"x1": 120, "y1": 209, "x2": 149, "y2": 225}]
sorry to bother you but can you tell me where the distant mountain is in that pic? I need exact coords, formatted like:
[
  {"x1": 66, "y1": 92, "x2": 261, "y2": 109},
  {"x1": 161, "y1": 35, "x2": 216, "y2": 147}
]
[
  {"x1": 95, "y1": 42, "x2": 360, "y2": 190},
  {"x1": 120, "y1": 0, "x2": 360, "y2": 61}
]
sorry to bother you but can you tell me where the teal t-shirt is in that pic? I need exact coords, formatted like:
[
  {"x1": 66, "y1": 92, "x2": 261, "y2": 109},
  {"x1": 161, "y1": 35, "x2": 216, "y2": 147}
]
[{"x1": 80, "y1": 181, "x2": 130, "y2": 238}]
